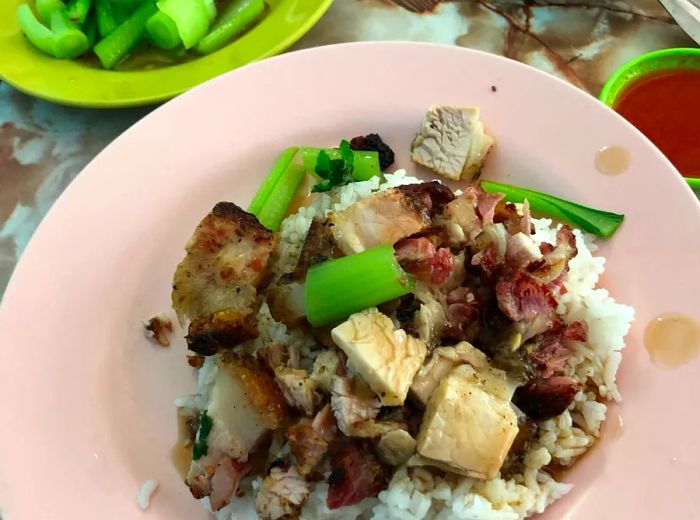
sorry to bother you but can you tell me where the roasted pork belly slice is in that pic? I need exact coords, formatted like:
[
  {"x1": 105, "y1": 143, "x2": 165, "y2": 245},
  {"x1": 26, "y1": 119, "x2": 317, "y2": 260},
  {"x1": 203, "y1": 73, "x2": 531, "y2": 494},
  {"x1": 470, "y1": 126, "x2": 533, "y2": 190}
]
[
  {"x1": 265, "y1": 282, "x2": 307, "y2": 328},
  {"x1": 185, "y1": 355, "x2": 288, "y2": 503},
  {"x1": 186, "y1": 308, "x2": 258, "y2": 356},
  {"x1": 208, "y1": 355, "x2": 288, "y2": 456},
  {"x1": 172, "y1": 202, "x2": 275, "y2": 352},
  {"x1": 328, "y1": 188, "x2": 431, "y2": 255},
  {"x1": 173, "y1": 202, "x2": 275, "y2": 322},
  {"x1": 293, "y1": 217, "x2": 337, "y2": 281}
]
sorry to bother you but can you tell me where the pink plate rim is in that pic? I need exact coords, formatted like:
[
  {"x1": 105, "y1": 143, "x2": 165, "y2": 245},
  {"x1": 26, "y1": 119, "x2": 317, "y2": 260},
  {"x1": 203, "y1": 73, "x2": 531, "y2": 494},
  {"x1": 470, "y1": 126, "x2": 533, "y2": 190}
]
[{"x1": 0, "y1": 42, "x2": 699, "y2": 520}]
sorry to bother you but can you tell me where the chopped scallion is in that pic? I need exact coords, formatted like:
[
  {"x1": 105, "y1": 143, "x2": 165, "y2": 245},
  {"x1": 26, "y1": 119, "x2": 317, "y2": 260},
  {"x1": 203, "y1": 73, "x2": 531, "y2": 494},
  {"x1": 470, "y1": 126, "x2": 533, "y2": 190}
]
[{"x1": 192, "y1": 410, "x2": 212, "y2": 460}]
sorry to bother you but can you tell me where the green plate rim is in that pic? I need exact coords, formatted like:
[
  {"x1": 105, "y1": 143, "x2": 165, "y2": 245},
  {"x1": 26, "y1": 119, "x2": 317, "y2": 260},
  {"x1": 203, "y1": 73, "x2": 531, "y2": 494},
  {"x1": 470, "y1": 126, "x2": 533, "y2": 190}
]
[
  {"x1": 0, "y1": 0, "x2": 333, "y2": 108},
  {"x1": 598, "y1": 47, "x2": 700, "y2": 107},
  {"x1": 598, "y1": 47, "x2": 700, "y2": 190}
]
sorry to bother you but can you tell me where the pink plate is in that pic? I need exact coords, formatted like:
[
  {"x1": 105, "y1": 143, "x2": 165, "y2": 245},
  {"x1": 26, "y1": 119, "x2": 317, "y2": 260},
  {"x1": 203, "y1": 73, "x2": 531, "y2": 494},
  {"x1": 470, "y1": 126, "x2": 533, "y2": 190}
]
[{"x1": 0, "y1": 43, "x2": 699, "y2": 519}]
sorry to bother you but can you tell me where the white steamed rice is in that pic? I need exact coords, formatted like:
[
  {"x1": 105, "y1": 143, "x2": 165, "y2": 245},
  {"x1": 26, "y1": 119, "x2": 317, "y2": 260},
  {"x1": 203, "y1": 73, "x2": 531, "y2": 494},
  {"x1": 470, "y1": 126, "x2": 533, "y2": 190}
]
[
  {"x1": 137, "y1": 480, "x2": 159, "y2": 511},
  {"x1": 182, "y1": 170, "x2": 634, "y2": 519}
]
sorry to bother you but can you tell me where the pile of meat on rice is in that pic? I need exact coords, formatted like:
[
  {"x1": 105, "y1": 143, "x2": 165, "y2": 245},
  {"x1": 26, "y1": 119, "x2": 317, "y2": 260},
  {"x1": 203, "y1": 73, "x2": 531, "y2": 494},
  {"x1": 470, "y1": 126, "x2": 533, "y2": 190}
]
[{"x1": 169, "y1": 107, "x2": 633, "y2": 520}]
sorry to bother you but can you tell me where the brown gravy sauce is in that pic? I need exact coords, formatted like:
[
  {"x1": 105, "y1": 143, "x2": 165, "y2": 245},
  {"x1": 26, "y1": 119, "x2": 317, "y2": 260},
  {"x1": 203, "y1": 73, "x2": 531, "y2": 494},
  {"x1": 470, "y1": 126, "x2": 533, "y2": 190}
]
[
  {"x1": 285, "y1": 173, "x2": 318, "y2": 217},
  {"x1": 595, "y1": 145, "x2": 631, "y2": 175},
  {"x1": 545, "y1": 414, "x2": 623, "y2": 480},
  {"x1": 644, "y1": 313, "x2": 700, "y2": 368}
]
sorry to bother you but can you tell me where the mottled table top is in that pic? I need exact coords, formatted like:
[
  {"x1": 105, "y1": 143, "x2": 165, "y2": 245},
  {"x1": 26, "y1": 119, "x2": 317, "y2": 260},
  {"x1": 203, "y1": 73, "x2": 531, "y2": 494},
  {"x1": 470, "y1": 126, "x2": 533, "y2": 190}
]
[{"x1": 0, "y1": 0, "x2": 695, "y2": 296}]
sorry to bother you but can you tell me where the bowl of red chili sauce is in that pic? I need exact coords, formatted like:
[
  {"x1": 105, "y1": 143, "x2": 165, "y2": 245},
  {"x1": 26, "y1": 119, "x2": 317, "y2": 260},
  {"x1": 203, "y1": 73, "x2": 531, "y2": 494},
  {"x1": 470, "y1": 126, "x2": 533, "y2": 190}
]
[{"x1": 600, "y1": 48, "x2": 700, "y2": 187}]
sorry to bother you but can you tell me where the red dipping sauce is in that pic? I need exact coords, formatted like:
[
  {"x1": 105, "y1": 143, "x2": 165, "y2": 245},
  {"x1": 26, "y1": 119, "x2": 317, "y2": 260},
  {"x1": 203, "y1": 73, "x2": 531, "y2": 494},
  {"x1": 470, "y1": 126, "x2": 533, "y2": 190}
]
[{"x1": 614, "y1": 68, "x2": 700, "y2": 178}]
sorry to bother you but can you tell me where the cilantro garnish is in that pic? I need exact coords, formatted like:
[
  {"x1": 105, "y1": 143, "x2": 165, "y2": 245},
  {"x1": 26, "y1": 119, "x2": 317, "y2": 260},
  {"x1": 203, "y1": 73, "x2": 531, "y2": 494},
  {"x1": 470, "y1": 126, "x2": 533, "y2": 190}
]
[
  {"x1": 192, "y1": 410, "x2": 213, "y2": 460},
  {"x1": 311, "y1": 140, "x2": 356, "y2": 193}
]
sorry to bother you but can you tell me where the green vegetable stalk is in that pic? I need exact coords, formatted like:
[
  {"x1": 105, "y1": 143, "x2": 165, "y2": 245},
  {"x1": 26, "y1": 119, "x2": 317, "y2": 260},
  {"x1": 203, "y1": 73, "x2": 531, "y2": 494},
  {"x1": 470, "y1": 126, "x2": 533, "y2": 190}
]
[
  {"x1": 35, "y1": 0, "x2": 67, "y2": 23},
  {"x1": 50, "y1": 10, "x2": 89, "y2": 59},
  {"x1": 110, "y1": 0, "x2": 144, "y2": 8},
  {"x1": 156, "y1": 0, "x2": 211, "y2": 49},
  {"x1": 192, "y1": 410, "x2": 212, "y2": 460},
  {"x1": 95, "y1": 0, "x2": 119, "y2": 37},
  {"x1": 202, "y1": 0, "x2": 217, "y2": 22},
  {"x1": 255, "y1": 161, "x2": 306, "y2": 231},
  {"x1": 305, "y1": 244, "x2": 415, "y2": 326},
  {"x1": 248, "y1": 147, "x2": 299, "y2": 215},
  {"x1": 21, "y1": 0, "x2": 88, "y2": 59},
  {"x1": 65, "y1": 0, "x2": 92, "y2": 23},
  {"x1": 111, "y1": 3, "x2": 133, "y2": 24},
  {"x1": 195, "y1": 0, "x2": 263, "y2": 54},
  {"x1": 16, "y1": 5, "x2": 56, "y2": 56},
  {"x1": 480, "y1": 180, "x2": 625, "y2": 238},
  {"x1": 82, "y1": 12, "x2": 97, "y2": 47},
  {"x1": 94, "y1": 0, "x2": 158, "y2": 69},
  {"x1": 146, "y1": 11, "x2": 181, "y2": 50}
]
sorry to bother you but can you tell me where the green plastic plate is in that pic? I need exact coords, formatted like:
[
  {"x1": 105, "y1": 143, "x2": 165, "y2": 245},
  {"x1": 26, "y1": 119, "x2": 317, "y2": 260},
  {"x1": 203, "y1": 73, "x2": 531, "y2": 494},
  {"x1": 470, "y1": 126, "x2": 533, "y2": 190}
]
[{"x1": 0, "y1": 0, "x2": 332, "y2": 108}]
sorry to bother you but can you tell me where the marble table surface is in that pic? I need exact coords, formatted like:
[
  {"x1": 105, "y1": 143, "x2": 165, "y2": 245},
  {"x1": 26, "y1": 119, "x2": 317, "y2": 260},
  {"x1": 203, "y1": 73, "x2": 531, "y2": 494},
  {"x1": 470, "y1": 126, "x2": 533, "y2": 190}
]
[{"x1": 0, "y1": 0, "x2": 696, "y2": 297}]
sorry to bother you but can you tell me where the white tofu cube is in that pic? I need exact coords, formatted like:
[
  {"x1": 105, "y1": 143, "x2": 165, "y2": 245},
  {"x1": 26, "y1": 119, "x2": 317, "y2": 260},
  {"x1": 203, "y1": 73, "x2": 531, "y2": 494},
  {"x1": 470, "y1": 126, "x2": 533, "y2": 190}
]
[
  {"x1": 416, "y1": 364, "x2": 519, "y2": 479},
  {"x1": 331, "y1": 308, "x2": 428, "y2": 406}
]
